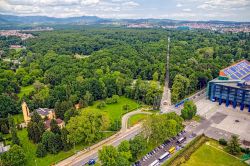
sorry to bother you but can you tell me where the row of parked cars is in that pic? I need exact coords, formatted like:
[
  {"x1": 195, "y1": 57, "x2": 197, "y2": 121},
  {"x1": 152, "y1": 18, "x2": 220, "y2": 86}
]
[{"x1": 134, "y1": 130, "x2": 187, "y2": 166}]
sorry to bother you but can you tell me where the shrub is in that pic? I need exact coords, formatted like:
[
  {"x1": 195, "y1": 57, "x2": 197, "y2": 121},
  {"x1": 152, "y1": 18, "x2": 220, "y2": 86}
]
[
  {"x1": 219, "y1": 138, "x2": 227, "y2": 146},
  {"x1": 36, "y1": 143, "x2": 47, "y2": 158},
  {"x1": 122, "y1": 104, "x2": 130, "y2": 111},
  {"x1": 97, "y1": 102, "x2": 106, "y2": 109},
  {"x1": 106, "y1": 95, "x2": 120, "y2": 104},
  {"x1": 106, "y1": 98, "x2": 113, "y2": 104}
]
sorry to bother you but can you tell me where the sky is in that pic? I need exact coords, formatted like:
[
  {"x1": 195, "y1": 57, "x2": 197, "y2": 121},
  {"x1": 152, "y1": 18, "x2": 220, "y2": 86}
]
[{"x1": 0, "y1": 0, "x2": 250, "y2": 21}]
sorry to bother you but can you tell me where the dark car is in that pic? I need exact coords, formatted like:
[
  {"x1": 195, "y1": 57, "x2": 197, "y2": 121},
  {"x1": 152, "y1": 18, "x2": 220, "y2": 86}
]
[{"x1": 88, "y1": 159, "x2": 95, "y2": 165}]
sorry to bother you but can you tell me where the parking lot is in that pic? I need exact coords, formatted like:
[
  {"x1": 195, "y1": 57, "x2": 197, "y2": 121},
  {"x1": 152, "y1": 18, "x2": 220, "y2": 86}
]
[{"x1": 134, "y1": 130, "x2": 196, "y2": 166}]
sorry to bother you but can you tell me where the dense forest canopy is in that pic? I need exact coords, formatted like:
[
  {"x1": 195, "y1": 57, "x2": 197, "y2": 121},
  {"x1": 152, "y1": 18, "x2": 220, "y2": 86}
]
[{"x1": 0, "y1": 27, "x2": 249, "y2": 117}]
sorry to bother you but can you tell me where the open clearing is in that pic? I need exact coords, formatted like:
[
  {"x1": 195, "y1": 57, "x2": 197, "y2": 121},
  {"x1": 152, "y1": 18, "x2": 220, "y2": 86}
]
[
  {"x1": 128, "y1": 113, "x2": 148, "y2": 127},
  {"x1": 181, "y1": 142, "x2": 247, "y2": 166},
  {"x1": 82, "y1": 96, "x2": 140, "y2": 122}
]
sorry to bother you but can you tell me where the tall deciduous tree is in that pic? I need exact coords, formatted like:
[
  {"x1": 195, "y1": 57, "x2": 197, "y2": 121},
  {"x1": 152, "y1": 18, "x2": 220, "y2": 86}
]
[
  {"x1": 66, "y1": 111, "x2": 109, "y2": 145},
  {"x1": 227, "y1": 135, "x2": 241, "y2": 155},
  {"x1": 1, "y1": 145, "x2": 26, "y2": 166},
  {"x1": 181, "y1": 100, "x2": 197, "y2": 120},
  {"x1": 50, "y1": 119, "x2": 61, "y2": 135},
  {"x1": 129, "y1": 135, "x2": 147, "y2": 160},
  {"x1": 36, "y1": 143, "x2": 47, "y2": 158}
]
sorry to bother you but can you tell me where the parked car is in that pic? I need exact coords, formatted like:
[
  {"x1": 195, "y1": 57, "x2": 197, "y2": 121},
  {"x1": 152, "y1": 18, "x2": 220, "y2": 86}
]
[{"x1": 88, "y1": 159, "x2": 95, "y2": 165}]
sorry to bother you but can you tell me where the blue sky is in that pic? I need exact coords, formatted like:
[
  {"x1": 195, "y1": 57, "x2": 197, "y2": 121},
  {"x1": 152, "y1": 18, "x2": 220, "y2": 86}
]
[{"x1": 0, "y1": 0, "x2": 250, "y2": 21}]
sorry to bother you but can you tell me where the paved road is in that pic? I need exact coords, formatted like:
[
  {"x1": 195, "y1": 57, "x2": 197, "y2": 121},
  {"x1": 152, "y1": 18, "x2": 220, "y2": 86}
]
[{"x1": 55, "y1": 109, "x2": 152, "y2": 166}]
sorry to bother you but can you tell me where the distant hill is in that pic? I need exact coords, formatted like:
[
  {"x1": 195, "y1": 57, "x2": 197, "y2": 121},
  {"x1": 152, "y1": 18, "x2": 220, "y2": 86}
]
[
  {"x1": 0, "y1": 14, "x2": 105, "y2": 24},
  {"x1": 0, "y1": 14, "x2": 249, "y2": 27}
]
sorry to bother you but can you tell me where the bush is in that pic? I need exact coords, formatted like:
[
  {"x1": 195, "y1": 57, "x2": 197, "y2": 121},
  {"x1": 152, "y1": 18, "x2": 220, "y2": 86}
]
[
  {"x1": 1, "y1": 124, "x2": 9, "y2": 134},
  {"x1": 36, "y1": 143, "x2": 47, "y2": 158},
  {"x1": 219, "y1": 138, "x2": 227, "y2": 146},
  {"x1": 240, "y1": 147, "x2": 250, "y2": 154},
  {"x1": 106, "y1": 95, "x2": 120, "y2": 105},
  {"x1": 97, "y1": 102, "x2": 106, "y2": 109},
  {"x1": 106, "y1": 98, "x2": 113, "y2": 104},
  {"x1": 122, "y1": 104, "x2": 130, "y2": 111}
]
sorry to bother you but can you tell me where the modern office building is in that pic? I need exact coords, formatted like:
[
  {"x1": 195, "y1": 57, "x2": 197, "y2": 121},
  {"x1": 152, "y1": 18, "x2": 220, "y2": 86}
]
[{"x1": 207, "y1": 60, "x2": 250, "y2": 112}]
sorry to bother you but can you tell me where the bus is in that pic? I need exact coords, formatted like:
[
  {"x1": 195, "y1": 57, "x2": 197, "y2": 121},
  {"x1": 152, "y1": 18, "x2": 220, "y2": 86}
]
[
  {"x1": 168, "y1": 146, "x2": 176, "y2": 154},
  {"x1": 148, "y1": 159, "x2": 160, "y2": 166},
  {"x1": 159, "y1": 152, "x2": 170, "y2": 161},
  {"x1": 177, "y1": 137, "x2": 186, "y2": 144}
]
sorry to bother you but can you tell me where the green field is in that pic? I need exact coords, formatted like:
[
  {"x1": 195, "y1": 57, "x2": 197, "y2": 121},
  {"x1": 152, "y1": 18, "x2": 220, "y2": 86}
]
[
  {"x1": 182, "y1": 142, "x2": 247, "y2": 166},
  {"x1": 82, "y1": 96, "x2": 140, "y2": 121},
  {"x1": 128, "y1": 114, "x2": 148, "y2": 127},
  {"x1": 17, "y1": 85, "x2": 35, "y2": 99}
]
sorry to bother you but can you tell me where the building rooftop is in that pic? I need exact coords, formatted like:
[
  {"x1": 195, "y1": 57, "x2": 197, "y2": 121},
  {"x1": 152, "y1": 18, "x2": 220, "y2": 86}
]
[
  {"x1": 220, "y1": 60, "x2": 250, "y2": 81},
  {"x1": 31, "y1": 108, "x2": 53, "y2": 116}
]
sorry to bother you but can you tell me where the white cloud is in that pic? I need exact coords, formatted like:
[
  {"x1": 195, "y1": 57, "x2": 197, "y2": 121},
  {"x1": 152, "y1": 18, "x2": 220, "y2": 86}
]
[
  {"x1": 122, "y1": 1, "x2": 139, "y2": 7},
  {"x1": 182, "y1": 8, "x2": 191, "y2": 12},
  {"x1": 197, "y1": 0, "x2": 250, "y2": 10},
  {"x1": 176, "y1": 3, "x2": 183, "y2": 7}
]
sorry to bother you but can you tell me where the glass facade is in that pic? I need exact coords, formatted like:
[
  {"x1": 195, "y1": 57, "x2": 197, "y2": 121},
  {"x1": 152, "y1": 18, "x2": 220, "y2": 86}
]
[{"x1": 208, "y1": 82, "x2": 250, "y2": 112}]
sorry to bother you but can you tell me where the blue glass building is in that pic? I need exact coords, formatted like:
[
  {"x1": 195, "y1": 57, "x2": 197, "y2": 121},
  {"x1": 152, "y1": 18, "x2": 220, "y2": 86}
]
[{"x1": 207, "y1": 60, "x2": 250, "y2": 113}]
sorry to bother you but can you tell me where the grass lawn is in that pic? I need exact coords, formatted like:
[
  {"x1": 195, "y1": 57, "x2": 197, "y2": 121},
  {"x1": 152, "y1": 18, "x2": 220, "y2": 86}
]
[
  {"x1": 18, "y1": 129, "x2": 114, "y2": 166},
  {"x1": 128, "y1": 114, "x2": 148, "y2": 127},
  {"x1": 82, "y1": 96, "x2": 140, "y2": 122},
  {"x1": 181, "y1": 142, "x2": 248, "y2": 166},
  {"x1": 17, "y1": 85, "x2": 35, "y2": 99}
]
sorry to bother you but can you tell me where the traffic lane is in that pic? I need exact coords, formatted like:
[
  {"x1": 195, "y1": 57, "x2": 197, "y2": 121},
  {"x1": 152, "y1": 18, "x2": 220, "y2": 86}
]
[
  {"x1": 139, "y1": 132, "x2": 189, "y2": 166},
  {"x1": 73, "y1": 126, "x2": 142, "y2": 166}
]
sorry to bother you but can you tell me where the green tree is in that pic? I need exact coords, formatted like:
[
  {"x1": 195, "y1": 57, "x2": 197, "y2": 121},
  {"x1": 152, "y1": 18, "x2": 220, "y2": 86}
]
[
  {"x1": 1, "y1": 124, "x2": 9, "y2": 134},
  {"x1": 171, "y1": 74, "x2": 190, "y2": 103},
  {"x1": 118, "y1": 140, "x2": 130, "y2": 153},
  {"x1": 66, "y1": 111, "x2": 109, "y2": 145},
  {"x1": 122, "y1": 104, "x2": 130, "y2": 111},
  {"x1": 227, "y1": 135, "x2": 241, "y2": 155},
  {"x1": 50, "y1": 119, "x2": 61, "y2": 134},
  {"x1": 129, "y1": 135, "x2": 147, "y2": 160},
  {"x1": 55, "y1": 100, "x2": 73, "y2": 119},
  {"x1": 1, "y1": 145, "x2": 26, "y2": 166},
  {"x1": 8, "y1": 114, "x2": 15, "y2": 129},
  {"x1": 61, "y1": 128, "x2": 72, "y2": 151},
  {"x1": 36, "y1": 143, "x2": 47, "y2": 158},
  {"x1": 181, "y1": 100, "x2": 197, "y2": 120},
  {"x1": 97, "y1": 101, "x2": 106, "y2": 109},
  {"x1": 11, "y1": 127, "x2": 20, "y2": 145},
  {"x1": 83, "y1": 91, "x2": 94, "y2": 106},
  {"x1": 0, "y1": 95, "x2": 18, "y2": 118},
  {"x1": 64, "y1": 108, "x2": 78, "y2": 123},
  {"x1": 42, "y1": 131, "x2": 62, "y2": 154},
  {"x1": 153, "y1": 71, "x2": 159, "y2": 81},
  {"x1": 98, "y1": 145, "x2": 119, "y2": 166},
  {"x1": 142, "y1": 113, "x2": 183, "y2": 144},
  {"x1": 31, "y1": 111, "x2": 42, "y2": 123}
]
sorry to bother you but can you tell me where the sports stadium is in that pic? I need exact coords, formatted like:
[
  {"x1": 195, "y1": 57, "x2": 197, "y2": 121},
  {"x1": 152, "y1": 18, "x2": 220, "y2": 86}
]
[{"x1": 207, "y1": 60, "x2": 250, "y2": 112}]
